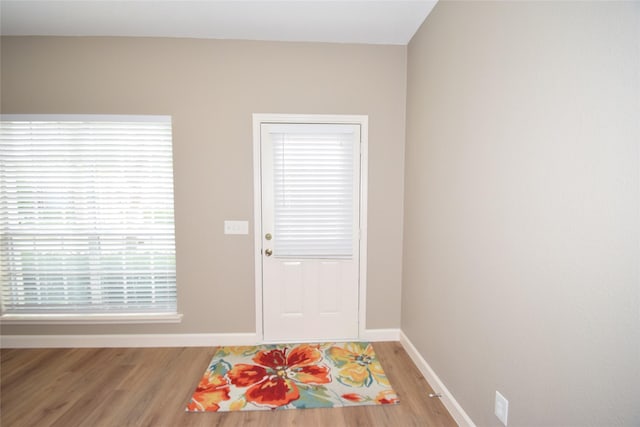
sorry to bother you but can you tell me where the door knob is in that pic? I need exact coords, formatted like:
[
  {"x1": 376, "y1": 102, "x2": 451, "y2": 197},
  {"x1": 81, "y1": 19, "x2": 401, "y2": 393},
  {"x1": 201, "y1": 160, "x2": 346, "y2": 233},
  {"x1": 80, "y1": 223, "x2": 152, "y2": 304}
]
[{"x1": 265, "y1": 248, "x2": 273, "y2": 257}]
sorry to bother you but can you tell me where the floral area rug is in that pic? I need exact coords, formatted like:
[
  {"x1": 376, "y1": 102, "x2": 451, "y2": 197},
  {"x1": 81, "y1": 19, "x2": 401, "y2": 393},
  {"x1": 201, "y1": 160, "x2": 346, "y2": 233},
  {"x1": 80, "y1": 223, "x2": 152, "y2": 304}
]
[{"x1": 185, "y1": 341, "x2": 399, "y2": 412}]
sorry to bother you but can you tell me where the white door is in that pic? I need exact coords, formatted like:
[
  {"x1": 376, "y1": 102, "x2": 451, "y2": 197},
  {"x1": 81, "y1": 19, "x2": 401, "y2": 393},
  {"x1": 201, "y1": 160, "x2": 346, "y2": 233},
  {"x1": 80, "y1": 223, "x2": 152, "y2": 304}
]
[{"x1": 259, "y1": 121, "x2": 361, "y2": 342}]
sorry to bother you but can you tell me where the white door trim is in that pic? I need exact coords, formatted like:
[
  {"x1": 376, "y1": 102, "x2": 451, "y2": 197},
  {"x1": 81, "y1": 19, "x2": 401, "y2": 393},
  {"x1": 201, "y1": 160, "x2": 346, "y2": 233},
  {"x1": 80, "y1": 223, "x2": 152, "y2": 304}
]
[{"x1": 253, "y1": 113, "x2": 368, "y2": 342}]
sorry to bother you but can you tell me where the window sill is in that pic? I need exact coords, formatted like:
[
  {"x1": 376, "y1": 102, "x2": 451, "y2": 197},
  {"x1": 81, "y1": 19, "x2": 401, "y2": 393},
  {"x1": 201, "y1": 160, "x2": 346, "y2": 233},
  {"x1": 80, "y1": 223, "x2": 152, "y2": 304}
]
[{"x1": 0, "y1": 313, "x2": 183, "y2": 325}]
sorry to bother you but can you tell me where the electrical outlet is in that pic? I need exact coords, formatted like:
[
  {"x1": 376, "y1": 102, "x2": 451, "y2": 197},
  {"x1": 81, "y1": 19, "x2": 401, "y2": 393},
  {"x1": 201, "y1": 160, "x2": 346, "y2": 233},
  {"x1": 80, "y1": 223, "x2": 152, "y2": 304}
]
[{"x1": 495, "y1": 391, "x2": 509, "y2": 426}]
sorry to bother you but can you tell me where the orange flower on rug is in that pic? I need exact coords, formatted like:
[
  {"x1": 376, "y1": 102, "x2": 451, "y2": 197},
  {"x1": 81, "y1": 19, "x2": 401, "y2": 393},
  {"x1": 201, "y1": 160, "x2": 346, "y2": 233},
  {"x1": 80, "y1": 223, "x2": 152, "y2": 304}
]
[{"x1": 185, "y1": 342, "x2": 399, "y2": 412}]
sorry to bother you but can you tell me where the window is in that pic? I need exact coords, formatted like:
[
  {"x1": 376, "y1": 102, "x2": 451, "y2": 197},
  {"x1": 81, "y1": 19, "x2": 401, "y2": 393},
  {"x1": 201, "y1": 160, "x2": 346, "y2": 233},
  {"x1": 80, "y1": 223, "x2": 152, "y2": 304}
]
[{"x1": 0, "y1": 115, "x2": 179, "y2": 323}]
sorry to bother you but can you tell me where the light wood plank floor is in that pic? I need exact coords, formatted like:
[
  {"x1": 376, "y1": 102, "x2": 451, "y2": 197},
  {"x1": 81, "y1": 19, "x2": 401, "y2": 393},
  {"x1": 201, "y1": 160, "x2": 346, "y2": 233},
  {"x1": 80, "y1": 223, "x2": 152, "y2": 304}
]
[{"x1": 1, "y1": 341, "x2": 456, "y2": 427}]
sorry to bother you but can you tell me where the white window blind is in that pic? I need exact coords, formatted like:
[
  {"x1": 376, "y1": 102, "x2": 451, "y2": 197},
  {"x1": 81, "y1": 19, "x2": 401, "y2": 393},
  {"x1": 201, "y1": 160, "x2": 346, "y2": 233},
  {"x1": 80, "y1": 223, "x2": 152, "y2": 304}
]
[
  {"x1": 271, "y1": 126, "x2": 357, "y2": 258},
  {"x1": 0, "y1": 116, "x2": 177, "y2": 316}
]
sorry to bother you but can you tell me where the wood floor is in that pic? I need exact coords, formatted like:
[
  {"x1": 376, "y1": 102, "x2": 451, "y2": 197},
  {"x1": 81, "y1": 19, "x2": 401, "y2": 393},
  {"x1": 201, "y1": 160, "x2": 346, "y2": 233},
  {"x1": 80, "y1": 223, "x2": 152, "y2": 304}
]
[{"x1": 1, "y1": 341, "x2": 456, "y2": 427}]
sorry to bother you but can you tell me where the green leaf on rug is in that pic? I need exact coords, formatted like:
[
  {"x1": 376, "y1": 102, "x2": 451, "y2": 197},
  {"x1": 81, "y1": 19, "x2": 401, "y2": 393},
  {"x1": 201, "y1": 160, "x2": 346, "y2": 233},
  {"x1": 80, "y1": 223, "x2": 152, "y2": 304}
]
[
  {"x1": 292, "y1": 384, "x2": 334, "y2": 409},
  {"x1": 208, "y1": 359, "x2": 231, "y2": 376}
]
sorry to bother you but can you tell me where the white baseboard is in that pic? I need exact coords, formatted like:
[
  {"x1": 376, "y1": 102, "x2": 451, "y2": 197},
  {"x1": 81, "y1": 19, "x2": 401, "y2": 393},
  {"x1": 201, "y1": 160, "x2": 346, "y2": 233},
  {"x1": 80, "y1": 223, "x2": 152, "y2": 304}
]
[
  {"x1": 0, "y1": 330, "x2": 401, "y2": 348},
  {"x1": 0, "y1": 333, "x2": 259, "y2": 348},
  {"x1": 400, "y1": 331, "x2": 476, "y2": 427},
  {"x1": 361, "y1": 328, "x2": 400, "y2": 341}
]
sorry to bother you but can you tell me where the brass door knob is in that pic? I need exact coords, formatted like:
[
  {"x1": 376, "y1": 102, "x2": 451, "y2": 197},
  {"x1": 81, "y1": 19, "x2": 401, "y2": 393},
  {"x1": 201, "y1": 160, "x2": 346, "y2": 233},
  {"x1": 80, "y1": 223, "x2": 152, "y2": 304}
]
[{"x1": 265, "y1": 248, "x2": 273, "y2": 257}]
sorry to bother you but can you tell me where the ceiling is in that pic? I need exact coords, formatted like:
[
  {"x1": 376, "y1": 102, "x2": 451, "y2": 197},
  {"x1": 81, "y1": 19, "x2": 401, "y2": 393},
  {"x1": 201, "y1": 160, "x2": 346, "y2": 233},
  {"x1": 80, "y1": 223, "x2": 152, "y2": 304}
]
[{"x1": 0, "y1": 1, "x2": 438, "y2": 45}]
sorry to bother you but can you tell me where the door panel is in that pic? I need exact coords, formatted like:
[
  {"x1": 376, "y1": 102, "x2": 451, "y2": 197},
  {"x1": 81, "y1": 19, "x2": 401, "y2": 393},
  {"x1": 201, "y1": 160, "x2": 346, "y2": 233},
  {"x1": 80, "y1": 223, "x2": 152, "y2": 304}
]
[
  {"x1": 319, "y1": 262, "x2": 340, "y2": 313},
  {"x1": 260, "y1": 122, "x2": 360, "y2": 342},
  {"x1": 281, "y1": 261, "x2": 303, "y2": 315}
]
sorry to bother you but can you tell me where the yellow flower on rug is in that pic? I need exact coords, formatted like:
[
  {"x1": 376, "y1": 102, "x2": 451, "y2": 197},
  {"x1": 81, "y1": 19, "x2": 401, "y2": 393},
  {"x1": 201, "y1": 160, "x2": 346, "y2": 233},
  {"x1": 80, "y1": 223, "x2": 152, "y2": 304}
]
[{"x1": 326, "y1": 342, "x2": 390, "y2": 387}]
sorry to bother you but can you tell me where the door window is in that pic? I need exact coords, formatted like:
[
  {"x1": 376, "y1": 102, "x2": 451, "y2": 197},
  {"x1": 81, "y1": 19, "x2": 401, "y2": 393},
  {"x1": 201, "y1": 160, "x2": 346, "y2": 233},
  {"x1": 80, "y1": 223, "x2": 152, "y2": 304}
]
[{"x1": 269, "y1": 124, "x2": 358, "y2": 259}]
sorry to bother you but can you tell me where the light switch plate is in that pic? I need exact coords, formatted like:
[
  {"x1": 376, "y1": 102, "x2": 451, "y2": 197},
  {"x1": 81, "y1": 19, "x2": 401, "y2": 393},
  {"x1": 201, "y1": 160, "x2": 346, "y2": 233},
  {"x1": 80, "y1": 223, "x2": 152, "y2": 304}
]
[
  {"x1": 495, "y1": 391, "x2": 509, "y2": 426},
  {"x1": 224, "y1": 220, "x2": 249, "y2": 235}
]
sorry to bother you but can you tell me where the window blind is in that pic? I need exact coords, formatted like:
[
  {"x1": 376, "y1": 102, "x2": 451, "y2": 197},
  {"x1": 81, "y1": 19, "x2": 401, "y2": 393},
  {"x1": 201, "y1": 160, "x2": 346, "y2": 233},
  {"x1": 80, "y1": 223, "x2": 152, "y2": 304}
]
[
  {"x1": 271, "y1": 126, "x2": 357, "y2": 258},
  {"x1": 0, "y1": 116, "x2": 177, "y2": 315}
]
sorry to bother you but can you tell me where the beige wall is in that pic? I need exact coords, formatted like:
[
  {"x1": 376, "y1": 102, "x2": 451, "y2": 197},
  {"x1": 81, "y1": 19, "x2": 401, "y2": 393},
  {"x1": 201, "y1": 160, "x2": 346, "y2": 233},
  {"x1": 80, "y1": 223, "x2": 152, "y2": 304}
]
[
  {"x1": 0, "y1": 37, "x2": 406, "y2": 335},
  {"x1": 403, "y1": 1, "x2": 639, "y2": 426}
]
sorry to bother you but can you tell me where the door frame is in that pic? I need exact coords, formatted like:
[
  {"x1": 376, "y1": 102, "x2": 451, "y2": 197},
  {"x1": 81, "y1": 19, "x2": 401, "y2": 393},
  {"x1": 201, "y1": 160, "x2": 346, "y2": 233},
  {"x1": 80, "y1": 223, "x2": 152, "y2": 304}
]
[{"x1": 252, "y1": 113, "x2": 368, "y2": 342}]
